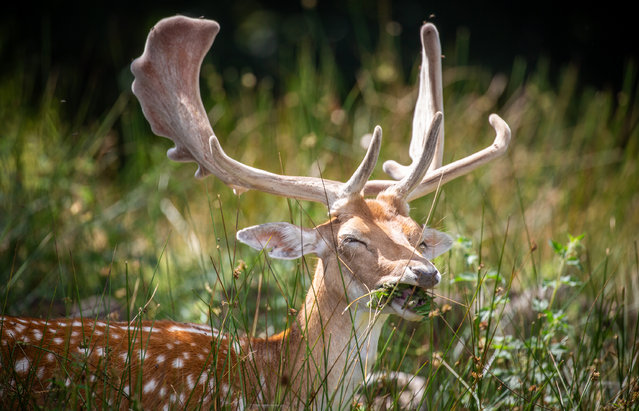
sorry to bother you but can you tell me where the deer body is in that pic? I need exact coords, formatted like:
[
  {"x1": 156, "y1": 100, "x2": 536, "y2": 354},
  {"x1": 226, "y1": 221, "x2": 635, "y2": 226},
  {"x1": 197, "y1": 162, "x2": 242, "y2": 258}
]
[
  {"x1": 1, "y1": 317, "x2": 244, "y2": 409},
  {"x1": 0, "y1": 15, "x2": 511, "y2": 409}
]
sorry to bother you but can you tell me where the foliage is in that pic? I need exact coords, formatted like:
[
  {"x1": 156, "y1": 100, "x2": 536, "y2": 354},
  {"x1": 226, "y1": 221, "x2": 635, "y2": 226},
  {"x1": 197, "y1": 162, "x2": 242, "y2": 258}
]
[{"x1": 367, "y1": 282, "x2": 435, "y2": 317}]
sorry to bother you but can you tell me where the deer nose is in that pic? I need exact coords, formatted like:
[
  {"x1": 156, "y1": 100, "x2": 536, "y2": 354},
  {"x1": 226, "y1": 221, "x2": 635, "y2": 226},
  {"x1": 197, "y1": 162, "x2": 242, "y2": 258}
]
[{"x1": 410, "y1": 265, "x2": 441, "y2": 288}]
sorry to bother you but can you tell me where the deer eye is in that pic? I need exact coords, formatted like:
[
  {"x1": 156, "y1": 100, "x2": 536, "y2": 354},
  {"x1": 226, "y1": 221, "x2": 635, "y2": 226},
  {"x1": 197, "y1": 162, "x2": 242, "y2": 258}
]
[{"x1": 342, "y1": 236, "x2": 367, "y2": 247}]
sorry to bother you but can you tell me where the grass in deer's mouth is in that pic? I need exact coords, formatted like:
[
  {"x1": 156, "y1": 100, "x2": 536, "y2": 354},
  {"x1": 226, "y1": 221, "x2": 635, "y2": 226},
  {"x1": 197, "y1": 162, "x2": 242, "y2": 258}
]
[{"x1": 367, "y1": 283, "x2": 434, "y2": 317}]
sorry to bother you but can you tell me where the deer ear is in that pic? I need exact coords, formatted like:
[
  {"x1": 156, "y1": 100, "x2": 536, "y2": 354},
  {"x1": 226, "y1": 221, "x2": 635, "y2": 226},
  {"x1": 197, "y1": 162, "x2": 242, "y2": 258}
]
[
  {"x1": 237, "y1": 223, "x2": 325, "y2": 260},
  {"x1": 421, "y1": 228, "x2": 453, "y2": 259}
]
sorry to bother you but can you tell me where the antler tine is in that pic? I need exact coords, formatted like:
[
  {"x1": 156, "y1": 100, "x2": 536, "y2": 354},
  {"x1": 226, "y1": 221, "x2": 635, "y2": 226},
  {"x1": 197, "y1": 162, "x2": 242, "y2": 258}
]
[
  {"x1": 383, "y1": 23, "x2": 444, "y2": 180},
  {"x1": 385, "y1": 113, "x2": 442, "y2": 200},
  {"x1": 405, "y1": 114, "x2": 511, "y2": 201},
  {"x1": 131, "y1": 15, "x2": 382, "y2": 208},
  {"x1": 363, "y1": 113, "x2": 512, "y2": 200},
  {"x1": 339, "y1": 126, "x2": 382, "y2": 199}
]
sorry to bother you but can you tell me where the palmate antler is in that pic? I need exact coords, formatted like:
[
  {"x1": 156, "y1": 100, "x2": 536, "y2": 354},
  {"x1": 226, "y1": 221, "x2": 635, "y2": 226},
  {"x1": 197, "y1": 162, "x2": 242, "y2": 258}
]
[
  {"x1": 365, "y1": 23, "x2": 512, "y2": 201},
  {"x1": 131, "y1": 16, "x2": 511, "y2": 208}
]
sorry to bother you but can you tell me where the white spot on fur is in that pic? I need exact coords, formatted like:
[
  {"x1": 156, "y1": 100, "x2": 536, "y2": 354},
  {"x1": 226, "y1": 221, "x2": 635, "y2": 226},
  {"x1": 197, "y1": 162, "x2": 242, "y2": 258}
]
[
  {"x1": 72, "y1": 321, "x2": 83, "y2": 328},
  {"x1": 53, "y1": 337, "x2": 63, "y2": 345},
  {"x1": 14, "y1": 324, "x2": 26, "y2": 333},
  {"x1": 167, "y1": 324, "x2": 212, "y2": 336},
  {"x1": 187, "y1": 374, "x2": 195, "y2": 390},
  {"x1": 15, "y1": 358, "x2": 29, "y2": 374},
  {"x1": 231, "y1": 340, "x2": 241, "y2": 354},
  {"x1": 143, "y1": 379, "x2": 157, "y2": 394},
  {"x1": 172, "y1": 358, "x2": 183, "y2": 369},
  {"x1": 47, "y1": 353, "x2": 55, "y2": 363},
  {"x1": 32, "y1": 329, "x2": 42, "y2": 340},
  {"x1": 218, "y1": 383, "x2": 229, "y2": 396},
  {"x1": 156, "y1": 354, "x2": 165, "y2": 363}
]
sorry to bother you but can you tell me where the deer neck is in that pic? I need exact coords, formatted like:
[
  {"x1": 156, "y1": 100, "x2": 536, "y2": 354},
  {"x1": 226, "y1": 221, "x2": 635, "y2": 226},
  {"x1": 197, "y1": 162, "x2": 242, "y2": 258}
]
[
  {"x1": 291, "y1": 258, "x2": 388, "y2": 406},
  {"x1": 243, "y1": 259, "x2": 387, "y2": 407}
]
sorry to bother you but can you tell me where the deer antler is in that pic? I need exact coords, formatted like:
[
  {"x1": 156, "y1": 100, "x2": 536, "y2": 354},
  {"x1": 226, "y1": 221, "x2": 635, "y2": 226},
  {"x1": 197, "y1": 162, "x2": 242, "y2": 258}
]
[
  {"x1": 364, "y1": 23, "x2": 512, "y2": 202},
  {"x1": 132, "y1": 16, "x2": 511, "y2": 208},
  {"x1": 131, "y1": 16, "x2": 382, "y2": 207},
  {"x1": 364, "y1": 114, "x2": 510, "y2": 202},
  {"x1": 385, "y1": 112, "x2": 442, "y2": 201},
  {"x1": 364, "y1": 23, "x2": 511, "y2": 201},
  {"x1": 383, "y1": 23, "x2": 445, "y2": 180}
]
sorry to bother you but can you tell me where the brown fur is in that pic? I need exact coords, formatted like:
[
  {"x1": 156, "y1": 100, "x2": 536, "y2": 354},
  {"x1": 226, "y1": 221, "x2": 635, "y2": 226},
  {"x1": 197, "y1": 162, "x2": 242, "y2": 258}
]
[{"x1": 0, "y1": 316, "x2": 245, "y2": 409}]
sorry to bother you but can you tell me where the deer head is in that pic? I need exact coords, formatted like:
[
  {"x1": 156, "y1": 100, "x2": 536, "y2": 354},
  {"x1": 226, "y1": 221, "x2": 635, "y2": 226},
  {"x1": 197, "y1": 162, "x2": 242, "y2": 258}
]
[{"x1": 131, "y1": 15, "x2": 509, "y2": 320}]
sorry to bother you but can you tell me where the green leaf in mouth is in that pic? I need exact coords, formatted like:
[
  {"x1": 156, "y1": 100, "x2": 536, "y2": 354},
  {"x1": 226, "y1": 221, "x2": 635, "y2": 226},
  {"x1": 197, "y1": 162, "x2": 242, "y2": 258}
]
[{"x1": 367, "y1": 282, "x2": 434, "y2": 318}]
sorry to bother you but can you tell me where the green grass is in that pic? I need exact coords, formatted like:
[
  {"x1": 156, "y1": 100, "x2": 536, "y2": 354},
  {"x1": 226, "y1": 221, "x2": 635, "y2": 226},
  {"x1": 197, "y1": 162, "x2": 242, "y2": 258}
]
[{"x1": 1, "y1": 18, "x2": 638, "y2": 409}]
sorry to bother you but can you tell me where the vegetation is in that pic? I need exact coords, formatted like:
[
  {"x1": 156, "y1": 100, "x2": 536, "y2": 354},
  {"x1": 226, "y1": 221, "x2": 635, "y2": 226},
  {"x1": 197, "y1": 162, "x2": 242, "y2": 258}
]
[{"x1": 1, "y1": 13, "x2": 637, "y2": 409}]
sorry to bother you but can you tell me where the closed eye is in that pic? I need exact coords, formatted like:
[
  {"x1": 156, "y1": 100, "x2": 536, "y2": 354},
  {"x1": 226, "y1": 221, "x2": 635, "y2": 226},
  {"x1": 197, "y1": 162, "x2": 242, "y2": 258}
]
[{"x1": 342, "y1": 236, "x2": 367, "y2": 247}]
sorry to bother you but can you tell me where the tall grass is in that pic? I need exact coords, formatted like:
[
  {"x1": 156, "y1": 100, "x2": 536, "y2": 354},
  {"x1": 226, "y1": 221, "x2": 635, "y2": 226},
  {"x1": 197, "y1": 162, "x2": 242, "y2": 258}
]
[{"x1": 1, "y1": 16, "x2": 637, "y2": 409}]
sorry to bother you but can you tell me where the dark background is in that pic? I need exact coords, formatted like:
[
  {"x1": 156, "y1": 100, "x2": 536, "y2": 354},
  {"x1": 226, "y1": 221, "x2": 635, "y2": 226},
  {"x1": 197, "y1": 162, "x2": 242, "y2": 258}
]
[{"x1": 1, "y1": 0, "x2": 635, "y2": 122}]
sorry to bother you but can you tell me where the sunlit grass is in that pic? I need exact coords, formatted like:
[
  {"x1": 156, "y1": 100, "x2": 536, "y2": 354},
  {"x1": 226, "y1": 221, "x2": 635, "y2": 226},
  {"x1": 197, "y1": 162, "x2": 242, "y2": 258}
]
[{"x1": 1, "y1": 20, "x2": 637, "y2": 408}]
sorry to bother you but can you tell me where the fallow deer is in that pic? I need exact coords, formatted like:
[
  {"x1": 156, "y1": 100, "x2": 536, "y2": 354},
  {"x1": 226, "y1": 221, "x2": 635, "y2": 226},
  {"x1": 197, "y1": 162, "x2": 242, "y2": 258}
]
[{"x1": 0, "y1": 15, "x2": 511, "y2": 409}]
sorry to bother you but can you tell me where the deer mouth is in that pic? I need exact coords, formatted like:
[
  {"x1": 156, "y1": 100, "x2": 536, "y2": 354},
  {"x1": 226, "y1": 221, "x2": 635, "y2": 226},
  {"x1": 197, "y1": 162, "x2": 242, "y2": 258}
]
[{"x1": 368, "y1": 282, "x2": 434, "y2": 320}]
